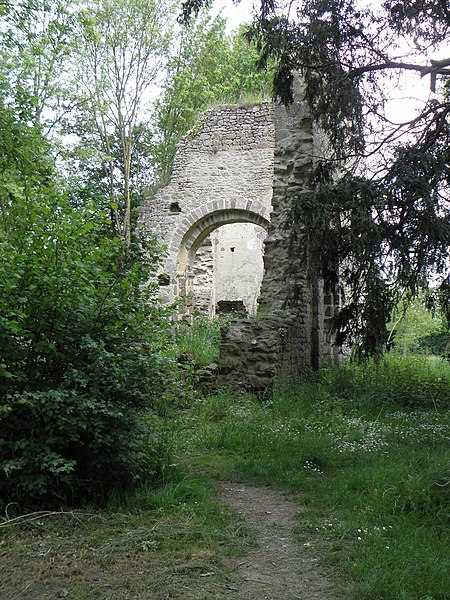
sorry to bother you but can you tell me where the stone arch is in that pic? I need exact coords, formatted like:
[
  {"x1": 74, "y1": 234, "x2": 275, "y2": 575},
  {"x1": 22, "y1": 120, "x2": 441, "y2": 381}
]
[{"x1": 170, "y1": 200, "x2": 270, "y2": 313}]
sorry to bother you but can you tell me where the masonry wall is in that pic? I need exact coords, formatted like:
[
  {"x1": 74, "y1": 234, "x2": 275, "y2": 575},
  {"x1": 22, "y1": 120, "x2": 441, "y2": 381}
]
[
  {"x1": 138, "y1": 103, "x2": 274, "y2": 314},
  {"x1": 139, "y1": 97, "x2": 340, "y2": 390},
  {"x1": 212, "y1": 223, "x2": 266, "y2": 316},
  {"x1": 216, "y1": 94, "x2": 340, "y2": 390},
  {"x1": 215, "y1": 100, "x2": 316, "y2": 389},
  {"x1": 192, "y1": 239, "x2": 214, "y2": 317}
]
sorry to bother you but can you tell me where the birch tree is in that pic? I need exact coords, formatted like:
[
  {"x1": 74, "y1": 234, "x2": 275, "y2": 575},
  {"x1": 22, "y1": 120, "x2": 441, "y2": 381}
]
[
  {"x1": 74, "y1": 0, "x2": 177, "y2": 242},
  {"x1": 0, "y1": 0, "x2": 75, "y2": 133}
]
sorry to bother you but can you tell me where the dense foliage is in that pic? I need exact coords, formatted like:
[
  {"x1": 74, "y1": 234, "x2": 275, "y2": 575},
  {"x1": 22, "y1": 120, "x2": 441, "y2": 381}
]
[
  {"x1": 0, "y1": 0, "x2": 273, "y2": 509},
  {"x1": 154, "y1": 15, "x2": 274, "y2": 180},
  {"x1": 257, "y1": 0, "x2": 450, "y2": 356},
  {"x1": 388, "y1": 295, "x2": 449, "y2": 356},
  {"x1": 1, "y1": 0, "x2": 272, "y2": 234},
  {"x1": 0, "y1": 92, "x2": 174, "y2": 508},
  {"x1": 68, "y1": 0, "x2": 178, "y2": 242},
  {"x1": 1, "y1": 225, "x2": 171, "y2": 508},
  {"x1": 182, "y1": 0, "x2": 450, "y2": 357}
]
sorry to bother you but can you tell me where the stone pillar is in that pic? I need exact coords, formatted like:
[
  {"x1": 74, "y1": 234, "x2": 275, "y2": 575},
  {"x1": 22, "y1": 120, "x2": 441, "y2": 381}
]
[
  {"x1": 216, "y1": 92, "x2": 340, "y2": 391},
  {"x1": 176, "y1": 270, "x2": 195, "y2": 319}
]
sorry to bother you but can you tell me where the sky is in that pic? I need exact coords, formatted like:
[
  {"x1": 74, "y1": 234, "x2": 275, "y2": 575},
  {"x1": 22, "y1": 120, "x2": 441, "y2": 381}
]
[
  {"x1": 210, "y1": 0, "x2": 440, "y2": 125},
  {"x1": 210, "y1": 0, "x2": 255, "y2": 32}
]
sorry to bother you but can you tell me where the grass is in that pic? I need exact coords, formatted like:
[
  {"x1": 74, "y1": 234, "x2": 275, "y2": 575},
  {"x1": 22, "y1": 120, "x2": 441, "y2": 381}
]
[
  {"x1": 174, "y1": 318, "x2": 224, "y2": 367},
  {"x1": 316, "y1": 353, "x2": 450, "y2": 408},
  {"x1": 174, "y1": 317, "x2": 239, "y2": 368},
  {"x1": 0, "y1": 472, "x2": 255, "y2": 599},
  {"x1": 1, "y1": 352, "x2": 449, "y2": 599},
  {"x1": 174, "y1": 354, "x2": 450, "y2": 600}
]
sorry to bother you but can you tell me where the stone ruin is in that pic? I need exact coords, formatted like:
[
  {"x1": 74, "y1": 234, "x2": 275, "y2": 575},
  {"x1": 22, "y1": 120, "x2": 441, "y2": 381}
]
[{"x1": 139, "y1": 91, "x2": 341, "y2": 390}]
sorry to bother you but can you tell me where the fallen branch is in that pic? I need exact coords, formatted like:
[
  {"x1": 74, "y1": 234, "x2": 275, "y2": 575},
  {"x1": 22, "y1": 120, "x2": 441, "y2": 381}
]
[{"x1": 0, "y1": 505, "x2": 100, "y2": 529}]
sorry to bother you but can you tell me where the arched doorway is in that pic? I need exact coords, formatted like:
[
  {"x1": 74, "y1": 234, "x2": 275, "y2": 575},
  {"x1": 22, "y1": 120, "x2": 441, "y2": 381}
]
[
  {"x1": 192, "y1": 222, "x2": 267, "y2": 317},
  {"x1": 172, "y1": 206, "x2": 270, "y2": 318}
]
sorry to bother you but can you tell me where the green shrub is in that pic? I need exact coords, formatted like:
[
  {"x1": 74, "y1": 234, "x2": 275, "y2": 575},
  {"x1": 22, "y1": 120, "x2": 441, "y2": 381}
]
[
  {"x1": 0, "y1": 207, "x2": 174, "y2": 510},
  {"x1": 1, "y1": 389, "x2": 155, "y2": 507},
  {"x1": 388, "y1": 297, "x2": 445, "y2": 354},
  {"x1": 419, "y1": 332, "x2": 450, "y2": 360}
]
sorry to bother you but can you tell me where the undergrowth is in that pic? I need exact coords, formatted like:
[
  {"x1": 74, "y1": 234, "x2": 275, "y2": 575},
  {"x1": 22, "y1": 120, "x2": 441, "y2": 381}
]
[
  {"x1": 176, "y1": 354, "x2": 450, "y2": 600},
  {"x1": 315, "y1": 353, "x2": 450, "y2": 408},
  {"x1": 2, "y1": 353, "x2": 448, "y2": 599},
  {"x1": 0, "y1": 469, "x2": 254, "y2": 599}
]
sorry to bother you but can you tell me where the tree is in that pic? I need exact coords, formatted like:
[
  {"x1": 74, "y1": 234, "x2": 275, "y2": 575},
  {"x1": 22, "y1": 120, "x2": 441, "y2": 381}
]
[
  {"x1": 0, "y1": 0, "x2": 75, "y2": 133},
  {"x1": 182, "y1": 0, "x2": 450, "y2": 357},
  {"x1": 0, "y1": 9, "x2": 175, "y2": 508},
  {"x1": 65, "y1": 121, "x2": 156, "y2": 236},
  {"x1": 153, "y1": 14, "x2": 274, "y2": 180},
  {"x1": 0, "y1": 92, "x2": 173, "y2": 509},
  {"x1": 388, "y1": 295, "x2": 446, "y2": 354},
  {"x1": 70, "y1": 0, "x2": 177, "y2": 242}
]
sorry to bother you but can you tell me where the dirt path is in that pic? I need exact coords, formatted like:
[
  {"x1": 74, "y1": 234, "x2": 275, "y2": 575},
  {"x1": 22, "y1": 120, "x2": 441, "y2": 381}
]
[{"x1": 216, "y1": 482, "x2": 337, "y2": 600}]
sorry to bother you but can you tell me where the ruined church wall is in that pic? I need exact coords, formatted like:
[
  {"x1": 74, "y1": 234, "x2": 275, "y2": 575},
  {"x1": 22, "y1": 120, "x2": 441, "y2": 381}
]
[
  {"x1": 216, "y1": 95, "x2": 339, "y2": 389},
  {"x1": 216, "y1": 100, "x2": 316, "y2": 389},
  {"x1": 139, "y1": 97, "x2": 340, "y2": 389},
  {"x1": 138, "y1": 104, "x2": 275, "y2": 311}
]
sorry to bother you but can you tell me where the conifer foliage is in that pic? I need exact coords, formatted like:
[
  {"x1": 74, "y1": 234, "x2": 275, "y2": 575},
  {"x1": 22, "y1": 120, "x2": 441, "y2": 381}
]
[{"x1": 183, "y1": 0, "x2": 450, "y2": 356}]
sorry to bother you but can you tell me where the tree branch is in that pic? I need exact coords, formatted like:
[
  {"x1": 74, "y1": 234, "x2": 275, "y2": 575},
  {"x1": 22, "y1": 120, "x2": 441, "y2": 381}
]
[{"x1": 348, "y1": 60, "x2": 450, "y2": 79}]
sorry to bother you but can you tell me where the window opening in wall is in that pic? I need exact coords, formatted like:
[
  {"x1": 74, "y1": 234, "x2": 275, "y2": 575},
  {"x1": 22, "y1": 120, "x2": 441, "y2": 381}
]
[
  {"x1": 170, "y1": 202, "x2": 181, "y2": 213},
  {"x1": 158, "y1": 273, "x2": 170, "y2": 286},
  {"x1": 216, "y1": 300, "x2": 246, "y2": 316}
]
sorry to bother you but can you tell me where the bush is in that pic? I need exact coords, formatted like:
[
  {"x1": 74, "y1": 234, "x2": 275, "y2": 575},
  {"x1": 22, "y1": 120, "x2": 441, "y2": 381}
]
[
  {"x1": 388, "y1": 297, "x2": 445, "y2": 354},
  {"x1": 419, "y1": 332, "x2": 450, "y2": 360},
  {"x1": 0, "y1": 205, "x2": 174, "y2": 510},
  {"x1": 1, "y1": 389, "x2": 155, "y2": 507}
]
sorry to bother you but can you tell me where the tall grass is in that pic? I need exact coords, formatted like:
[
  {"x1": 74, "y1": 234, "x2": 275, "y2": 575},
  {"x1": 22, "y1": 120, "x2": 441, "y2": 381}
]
[
  {"x1": 175, "y1": 318, "x2": 224, "y2": 367},
  {"x1": 3, "y1": 350, "x2": 446, "y2": 599},
  {"x1": 108, "y1": 469, "x2": 256, "y2": 557},
  {"x1": 177, "y1": 354, "x2": 450, "y2": 600},
  {"x1": 315, "y1": 353, "x2": 450, "y2": 408}
]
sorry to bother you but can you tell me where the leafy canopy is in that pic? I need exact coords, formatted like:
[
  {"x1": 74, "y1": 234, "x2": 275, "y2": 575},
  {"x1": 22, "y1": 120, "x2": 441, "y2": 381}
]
[
  {"x1": 182, "y1": 0, "x2": 450, "y2": 357},
  {"x1": 153, "y1": 14, "x2": 275, "y2": 181},
  {"x1": 0, "y1": 81, "x2": 172, "y2": 510}
]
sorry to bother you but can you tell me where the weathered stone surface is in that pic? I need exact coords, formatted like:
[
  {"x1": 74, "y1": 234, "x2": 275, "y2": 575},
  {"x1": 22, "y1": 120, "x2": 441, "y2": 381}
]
[
  {"x1": 139, "y1": 96, "x2": 340, "y2": 390},
  {"x1": 138, "y1": 103, "x2": 274, "y2": 316}
]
